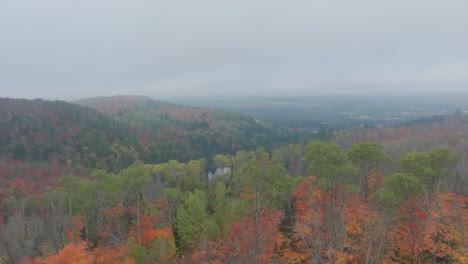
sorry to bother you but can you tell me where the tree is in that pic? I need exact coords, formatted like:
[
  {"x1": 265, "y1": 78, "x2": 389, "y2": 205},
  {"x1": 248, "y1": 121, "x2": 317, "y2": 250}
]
[
  {"x1": 152, "y1": 160, "x2": 186, "y2": 188},
  {"x1": 174, "y1": 189, "x2": 208, "y2": 253},
  {"x1": 427, "y1": 147, "x2": 459, "y2": 180},
  {"x1": 213, "y1": 154, "x2": 232, "y2": 169},
  {"x1": 391, "y1": 193, "x2": 468, "y2": 263},
  {"x1": 36, "y1": 242, "x2": 94, "y2": 264},
  {"x1": 288, "y1": 177, "x2": 391, "y2": 264},
  {"x1": 93, "y1": 245, "x2": 135, "y2": 264},
  {"x1": 120, "y1": 162, "x2": 152, "y2": 246},
  {"x1": 212, "y1": 181, "x2": 228, "y2": 239},
  {"x1": 58, "y1": 175, "x2": 99, "y2": 246},
  {"x1": 348, "y1": 142, "x2": 389, "y2": 198},
  {"x1": 127, "y1": 215, "x2": 176, "y2": 263},
  {"x1": 180, "y1": 159, "x2": 206, "y2": 193},
  {"x1": 305, "y1": 141, "x2": 351, "y2": 192},
  {"x1": 288, "y1": 176, "x2": 350, "y2": 263},
  {"x1": 235, "y1": 159, "x2": 296, "y2": 226},
  {"x1": 399, "y1": 147, "x2": 459, "y2": 189},
  {"x1": 91, "y1": 169, "x2": 123, "y2": 209},
  {"x1": 220, "y1": 211, "x2": 283, "y2": 263},
  {"x1": 377, "y1": 172, "x2": 426, "y2": 207},
  {"x1": 271, "y1": 144, "x2": 305, "y2": 177}
]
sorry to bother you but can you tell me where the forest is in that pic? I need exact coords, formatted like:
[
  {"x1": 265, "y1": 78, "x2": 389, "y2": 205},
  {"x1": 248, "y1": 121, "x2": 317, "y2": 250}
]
[{"x1": 0, "y1": 97, "x2": 467, "y2": 263}]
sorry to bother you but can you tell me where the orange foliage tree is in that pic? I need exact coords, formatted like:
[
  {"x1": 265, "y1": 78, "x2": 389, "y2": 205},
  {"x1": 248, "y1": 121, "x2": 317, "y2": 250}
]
[
  {"x1": 281, "y1": 177, "x2": 391, "y2": 263},
  {"x1": 127, "y1": 214, "x2": 176, "y2": 263},
  {"x1": 392, "y1": 193, "x2": 467, "y2": 263},
  {"x1": 28, "y1": 243, "x2": 93, "y2": 264}
]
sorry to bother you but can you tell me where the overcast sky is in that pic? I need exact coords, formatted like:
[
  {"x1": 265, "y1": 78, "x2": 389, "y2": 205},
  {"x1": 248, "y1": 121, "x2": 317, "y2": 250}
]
[{"x1": 0, "y1": 0, "x2": 467, "y2": 100}]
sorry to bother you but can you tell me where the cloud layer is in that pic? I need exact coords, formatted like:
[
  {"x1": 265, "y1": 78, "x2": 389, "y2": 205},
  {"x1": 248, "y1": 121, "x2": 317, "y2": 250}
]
[{"x1": 1, "y1": 0, "x2": 467, "y2": 99}]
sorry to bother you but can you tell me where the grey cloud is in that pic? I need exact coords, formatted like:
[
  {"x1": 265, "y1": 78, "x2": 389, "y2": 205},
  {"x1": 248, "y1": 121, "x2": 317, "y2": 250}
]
[{"x1": 0, "y1": 0, "x2": 467, "y2": 99}]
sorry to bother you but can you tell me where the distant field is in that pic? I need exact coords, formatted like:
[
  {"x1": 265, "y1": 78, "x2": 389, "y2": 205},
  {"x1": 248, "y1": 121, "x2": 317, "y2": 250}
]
[{"x1": 167, "y1": 94, "x2": 468, "y2": 129}]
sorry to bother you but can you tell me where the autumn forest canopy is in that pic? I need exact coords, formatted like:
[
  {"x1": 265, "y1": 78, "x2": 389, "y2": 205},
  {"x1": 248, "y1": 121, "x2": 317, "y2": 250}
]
[{"x1": 0, "y1": 96, "x2": 467, "y2": 264}]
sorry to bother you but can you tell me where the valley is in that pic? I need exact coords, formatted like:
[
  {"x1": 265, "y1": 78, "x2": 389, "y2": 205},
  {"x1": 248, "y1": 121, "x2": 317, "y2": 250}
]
[{"x1": 0, "y1": 95, "x2": 467, "y2": 263}]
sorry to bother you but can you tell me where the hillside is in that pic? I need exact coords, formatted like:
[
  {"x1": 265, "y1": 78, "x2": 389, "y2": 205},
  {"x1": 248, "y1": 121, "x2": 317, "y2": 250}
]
[
  {"x1": 0, "y1": 98, "x2": 140, "y2": 170},
  {"x1": 0, "y1": 97, "x2": 467, "y2": 263},
  {"x1": 74, "y1": 95, "x2": 307, "y2": 163},
  {"x1": 0, "y1": 97, "x2": 307, "y2": 169}
]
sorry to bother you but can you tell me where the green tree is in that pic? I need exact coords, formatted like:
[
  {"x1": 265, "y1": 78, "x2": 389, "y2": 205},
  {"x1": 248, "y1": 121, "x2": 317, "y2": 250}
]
[
  {"x1": 236, "y1": 159, "x2": 296, "y2": 225},
  {"x1": 163, "y1": 188, "x2": 183, "y2": 222},
  {"x1": 377, "y1": 173, "x2": 426, "y2": 207},
  {"x1": 91, "y1": 169, "x2": 123, "y2": 209},
  {"x1": 213, "y1": 154, "x2": 233, "y2": 168},
  {"x1": 348, "y1": 142, "x2": 389, "y2": 197},
  {"x1": 58, "y1": 175, "x2": 100, "y2": 246},
  {"x1": 120, "y1": 162, "x2": 152, "y2": 245},
  {"x1": 180, "y1": 159, "x2": 205, "y2": 193},
  {"x1": 305, "y1": 141, "x2": 351, "y2": 191},
  {"x1": 210, "y1": 181, "x2": 228, "y2": 239},
  {"x1": 272, "y1": 144, "x2": 305, "y2": 177},
  {"x1": 427, "y1": 147, "x2": 459, "y2": 179},
  {"x1": 399, "y1": 147, "x2": 458, "y2": 189},
  {"x1": 174, "y1": 189, "x2": 208, "y2": 252},
  {"x1": 153, "y1": 160, "x2": 186, "y2": 188},
  {"x1": 399, "y1": 152, "x2": 432, "y2": 180}
]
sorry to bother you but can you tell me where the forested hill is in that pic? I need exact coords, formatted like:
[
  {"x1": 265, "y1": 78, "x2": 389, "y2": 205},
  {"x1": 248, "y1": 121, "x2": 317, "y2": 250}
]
[
  {"x1": 1, "y1": 97, "x2": 467, "y2": 263},
  {"x1": 0, "y1": 98, "x2": 140, "y2": 170},
  {"x1": 0, "y1": 97, "x2": 306, "y2": 171},
  {"x1": 73, "y1": 95, "x2": 307, "y2": 163}
]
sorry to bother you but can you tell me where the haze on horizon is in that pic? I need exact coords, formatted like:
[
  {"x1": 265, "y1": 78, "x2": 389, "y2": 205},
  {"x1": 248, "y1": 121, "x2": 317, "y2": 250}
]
[{"x1": 0, "y1": 0, "x2": 467, "y2": 100}]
